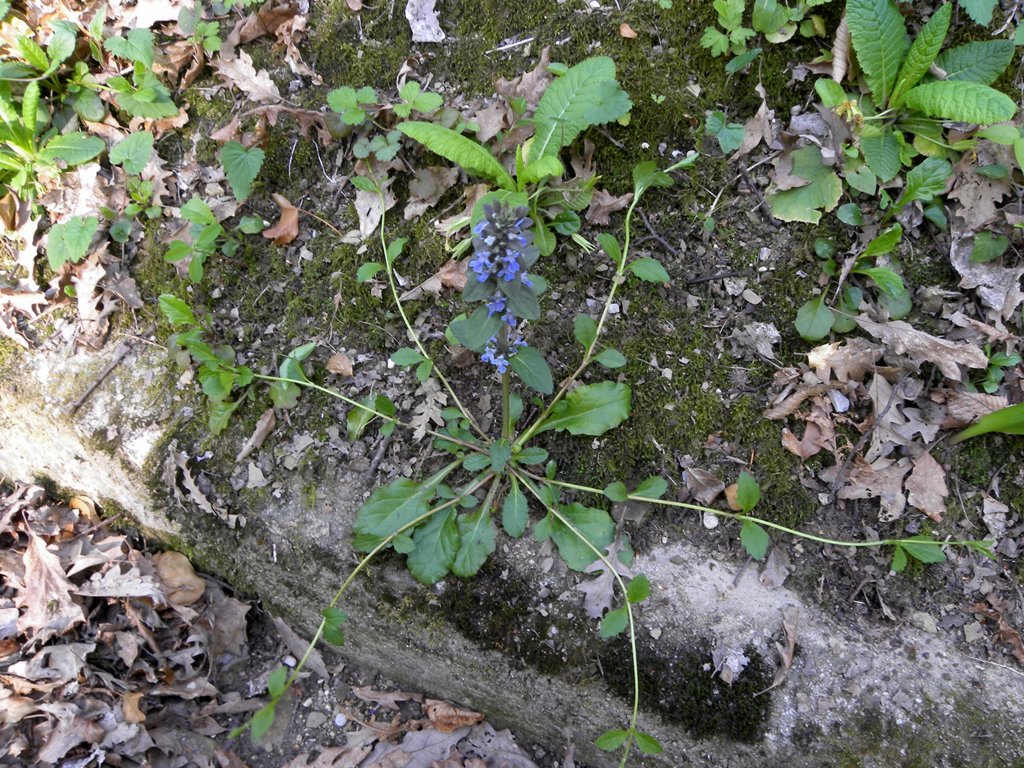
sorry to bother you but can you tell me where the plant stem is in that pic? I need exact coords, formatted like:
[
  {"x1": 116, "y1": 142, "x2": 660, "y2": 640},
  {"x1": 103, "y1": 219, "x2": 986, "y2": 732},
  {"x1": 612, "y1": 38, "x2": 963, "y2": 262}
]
[
  {"x1": 512, "y1": 470, "x2": 642, "y2": 768},
  {"x1": 502, "y1": 371, "x2": 511, "y2": 439}
]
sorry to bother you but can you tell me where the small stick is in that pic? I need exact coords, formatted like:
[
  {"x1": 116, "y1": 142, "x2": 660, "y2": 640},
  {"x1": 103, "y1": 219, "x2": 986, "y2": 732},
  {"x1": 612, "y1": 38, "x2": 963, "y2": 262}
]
[
  {"x1": 485, "y1": 37, "x2": 535, "y2": 54},
  {"x1": 64, "y1": 334, "x2": 144, "y2": 415},
  {"x1": 637, "y1": 209, "x2": 678, "y2": 256},
  {"x1": 366, "y1": 433, "x2": 394, "y2": 476},
  {"x1": 740, "y1": 167, "x2": 779, "y2": 231}
]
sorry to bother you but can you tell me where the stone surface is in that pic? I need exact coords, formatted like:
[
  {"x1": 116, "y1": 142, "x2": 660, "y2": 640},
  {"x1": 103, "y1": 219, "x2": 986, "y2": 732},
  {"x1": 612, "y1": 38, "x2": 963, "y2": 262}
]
[{"x1": 2, "y1": 342, "x2": 1023, "y2": 767}]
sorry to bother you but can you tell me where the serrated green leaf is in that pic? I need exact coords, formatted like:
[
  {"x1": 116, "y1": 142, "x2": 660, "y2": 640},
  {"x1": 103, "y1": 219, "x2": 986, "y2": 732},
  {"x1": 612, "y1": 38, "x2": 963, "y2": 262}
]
[
  {"x1": 635, "y1": 731, "x2": 663, "y2": 755},
  {"x1": 407, "y1": 508, "x2": 458, "y2": 584},
  {"x1": 550, "y1": 502, "x2": 615, "y2": 571},
  {"x1": 630, "y1": 258, "x2": 670, "y2": 283},
  {"x1": 700, "y1": 26, "x2": 730, "y2": 57},
  {"x1": 864, "y1": 223, "x2": 903, "y2": 256},
  {"x1": 795, "y1": 297, "x2": 834, "y2": 341},
  {"x1": 594, "y1": 348, "x2": 626, "y2": 368},
  {"x1": 633, "y1": 475, "x2": 667, "y2": 500},
  {"x1": 509, "y1": 345, "x2": 553, "y2": 395},
  {"x1": 860, "y1": 131, "x2": 902, "y2": 183},
  {"x1": 903, "y1": 80, "x2": 1016, "y2": 124},
  {"x1": 267, "y1": 666, "x2": 288, "y2": 699},
  {"x1": 490, "y1": 439, "x2": 511, "y2": 473},
  {"x1": 626, "y1": 573, "x2": 651, "y2": 604},
  {"x1": 353, "y1": 478, "x2": 435, "y2": 549},
  {"x1": 573, "y1": 314, "x2": 597, "y2": 349},
  {"x1": 529, "y1": 57, "x2": 630, "y2": 162},
  {"x1": 502, "y1": 478, "x2": 528, "y2": 537},
  {"x1": 935, "y1": 40, "x2": 1015, "y2": 86},
  {"x1": 104, "y1": 29, "x2": 154, "y2": 67},
  {"x1": 952, "y1": 402, "x2": 1024, "y2": 443},
  {"x1": 890, "y1": 3, "x2": 951, "y2": 107},
  {"x1": 16, "y1": 36, "x2": 48, "y2": 71},
  {"x1": 740, "y1": 519, "x2": 770, "y2": 560},
  {"x1": 901, "y1": 536, "x2": 946, "y2": 564},
  {"x1": 322, "y1": 606, "x2": 347, "y2": 645},
  {"x1": 250, "y1": 704, "x2": 276, "y2": 741},
  {"x1": 220, "y1": 141, "x2": 264, "y2": 202},
  {"x1": 158, "y1": 294, "x2": 195, "y2": 326},
  {"x1": 599, "y1": 606, "x2": 628, "y2": 638},
  {"x1": 38, "y1": 133, "x2": 105, "y2": 166},
  {"x1": 736, "y1": 471, "x2": 760, "y2": 512},
  {"x1": 47, "y1": 216, "x2": 99, "y2": 270},
  {"x1": 766, "y1": 146, "x2": 842, "y2": 224},
  {"x1": 452, "y1": 508, "x2": 497, "y2": 577},
  {"x1": 595, "y1": 729, "x2": 628, "y2": 751},
  {"x1": 603, "y1": 481, "x2": 628, "y2": 502},
  {"x1": 462, "y1": 454, "x2": 490, "y2": 472},
  {"x1": 398, "y1": 121, "x2": 514, "y2": 189},
  {"x1": 537, "y1": 381, "x2": 631, "y2": 436},
  {"x1": 893, "y1": 157, "x2": 951, "y2": 210},
  {"x1": 891, "y1": 545, "x2": 908, "y2": 572},
  {"x1": 846, "y1": 0, "x2": 909, "y2": 107},
  {"x1": 960, "y1": 0, "x2": 997, "y2": 26}
]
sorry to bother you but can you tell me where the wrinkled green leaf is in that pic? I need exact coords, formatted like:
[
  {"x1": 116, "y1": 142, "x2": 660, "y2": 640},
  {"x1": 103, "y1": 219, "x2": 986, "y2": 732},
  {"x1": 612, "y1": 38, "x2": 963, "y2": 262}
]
[
  {"x1": 860, "y1": 131, "x2": 901, "y2": 183},
  {"x1": 893, "y1": 157, "x2": 951, "y2": 210},
  {"x1": 626, "y1": 573, "x2": 651, "y2": 604},
  {"x1": 599, "y1": 606, "x2": 628, "y2": 638},
  {"x1": 903, "y1": 80, "x2": 1016, "y2": 124},
  {"x1": 766, "y1": 146, "x2": 842, "y2": 224},
  {"x1": 452, "y1": 508, "x2": 497, "y2": 577},
  {"x1": 935, "y1": 40, "x2": 1015, "y2": 85},
  {"x1": 407, "y1": 508, "x2": 458, "y2": 584},
  {"x1": 890, "y1": 3, "x2": 951, "y2": 107},
  {"x1": 537, "y1": 381, "x2": 631, "y2": 436},
  {"x1": 398, "y1": 121, "x2": 514, "y2": 189},
  {"x1": 846, "y1": 0, "x2": 909, "y2": 107},
  {"x1": 352, "y1": 478, "x2": 435, "y2": 550},
  {"x1": 38, "y1": 132, "x2": 104, "y2": 166}
]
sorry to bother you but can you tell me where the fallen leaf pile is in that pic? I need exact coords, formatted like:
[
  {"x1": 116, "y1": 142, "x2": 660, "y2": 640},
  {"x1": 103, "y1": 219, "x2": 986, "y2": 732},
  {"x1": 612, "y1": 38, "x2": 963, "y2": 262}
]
[{"x1": 0, "y1": 483, "x2": 254, "y2": 765}]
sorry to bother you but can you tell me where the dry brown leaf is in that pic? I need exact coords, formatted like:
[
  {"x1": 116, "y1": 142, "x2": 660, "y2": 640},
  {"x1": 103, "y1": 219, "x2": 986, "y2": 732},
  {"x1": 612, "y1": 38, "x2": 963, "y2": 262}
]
[
  {"x1": 224, "y1": 1, "x2": 298, "y2": 54},
  {"x1": 122, "y1": 692, "x2": 146, "y2": 724},
  {"x1": 73, "y1": 249, "x2": 117, "y2": 349},
  {"x1": 403, "y1": 166, "x2": 459, "y2": 220},
  {"x1": 760, "y1": 546, "x2": 792, "y2": 589},
  {"x1": 724, "y1": 483, "x2": 741, "y2": 511},
  {"x1": 213, "y1": 50, "x2": 282, "y2": 103},
  {"x1": 730, "y1": 85, "x2": 773, "y2": 161},
  {"x1": 685, "y1": 467, "x2": 725, "y2": 505},
  {"x1": 326, "y1": 352, "x2": 354, "y2": 377},
  {"x1": 400, "y1": 259, "x2": 467, "y2": 301},
  {"x1": 236, "y1": 409, "x2": 277, "y2": 463},
  {"x1": 948, "y1": 159, "x2": 1010, "y2": 231},
  {"x1": 585, "y1": 189, "x2": 632, "y2": 225},
  {"x1": 495, "y1": 48, "x2": 553, "y2": 112},
  {"x1": 276, "y1": 14, "x2": 321, "y2": 83},
  {"x1": 263, "y1": 193, "x2": 299, "y2": 245},
  {"x1": 424, "y1": 700, "x2": 485, "y2": 732},
  {"x1": 355, "y1": 178, "x2": 396, "y2": 240},
  {"x1": 619, "y1": 22, "x2": 636, "y2": 38},
  {"x1": 469, "y1": 102, "x2": 507, "y2": 145},
  {"x1": 154, "y1": 551, "x2": 207, "y2": 606},
  {"x1": 832, "y1": 15, "x2": 849, "y2": 82},
  {"x1": 283, "y1": 742, "x2": 374, "y2": 768},
  {"x1": 759, "y1": 606, "x2": 799, "y2": 695},
  {"x1": 829, "y1": 456, "x2": 910, "y2": 522},
  {"x1": 904, "y1": 451, "x2": 947, "y2": 522},
  {"x1": 807, "y1": 338, "x2": 881, "y2": 384},
  {"x1": 17, "y1": 530, "x2": 86, "y2": 640},
  {"x1": 780, "y1": 397, "x2": 836, "y2": 460},
  {"x1": 935, "y1": 389, "x2": 1008, "y2": 428},
  {"x1": 855, "y1": 316, "x2": 987, "y2": 380},
  {"x1": 949, "y1": 227, "x2": 1024, "y2": 321},
  {"x1": 405, "y1": 0, "x2": 445, "y2": 42},
  {"x1": 764, "y1": 382, "x2": 828, "y2": 420},
  {"x1": 352, "y1": 686, "x2": 422, "y2": 710}
]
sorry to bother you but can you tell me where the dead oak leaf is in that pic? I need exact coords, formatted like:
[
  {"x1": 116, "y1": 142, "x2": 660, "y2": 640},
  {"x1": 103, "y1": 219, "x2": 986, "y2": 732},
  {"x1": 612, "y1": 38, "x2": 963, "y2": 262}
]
[
  {"x1": 326, "y1": 352, "x2": 354, "y2": 377},
  {"x1": 585, "y1": 189, "x2": 632, "y2": 225},
  {"x1": 403, "y1": 166, "x2": 458, "y2": 220},
  {"x1": 352, "y1": 686, "x2": 422, "y2": 710},
  {"x1": 904, "y1": 451, "x2": 947, "y2": 522},
  {"x1": 856, "y1": 316, "x2": 987, "y2": 380},
  {"x1": 263, "y1": 193, "x2": 299, "y2": 245},
  {"x1": 424, "y1": 700, "x2": 485, "y2": 732},
  {"x1": 949, "y1": 227, "x2": 1024, "y2": 321},
  {"x1": 213, "y1": 50, "x2": 281, "y2": 103},
  {"x1": 780, "y1": 396, "x2": 836, "y2": 460},
  {"x1": 827, "y1": 456, "x2": 910, "y2": 522},
  {"x1": 807, "y1": 338, "x2": 881, "y2": 384},
  {"x1": 17, "y1": 531, "x2": 86, "y2": 641},
  {"x1": 399, "y1": 259, "x2": 466, "y2": 301}
]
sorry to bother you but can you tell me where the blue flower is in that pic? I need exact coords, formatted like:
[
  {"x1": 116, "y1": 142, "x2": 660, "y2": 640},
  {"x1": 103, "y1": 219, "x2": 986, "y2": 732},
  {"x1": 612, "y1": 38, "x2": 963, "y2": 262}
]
[{"x1": 486, "y1": 294, "x2": 506, "y2": 316}]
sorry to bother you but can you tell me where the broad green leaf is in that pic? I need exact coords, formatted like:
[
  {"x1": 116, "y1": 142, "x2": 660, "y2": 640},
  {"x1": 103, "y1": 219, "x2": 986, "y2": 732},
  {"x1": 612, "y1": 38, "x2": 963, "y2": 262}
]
[
  {"x1": 633, "y1": 475, "x2": 667, "y2": 500},
  {"x1": 893, "y1": 157, "x2": 951, "y2": 210},
  {"x1": 752, "y1": 0, "x2": 789, "y2": 35},
  {"x1": 219, "y1": 141, "x2": 264, "y2": 202},
  {"x1": 795, "y1": 297, "x2": 834, "y2": 341},
  {"x1": 596, "y1": 233, "x2": 622, "y2": 267},
  {"x1": 573, "y1": 314, "x2": 598, "y2": 349},
  {"x1": 537, "y1": 381, "x2": 631, "y2": 436},
  {"x1": 267, "y1": 666, "x2": 288, "y2": 698},
  {"x1": 630, "y1": 257, "x2": 670, "y2": 284},
  {"x1": 357, "y1": 262, "x2": 384, "y2": 282},
  {"x1": 706, "y1": 109, "x2": 745, "y2": 153},
  {"x1": 856, "y1": 266, "x2": 904, "y2": 296},
  {"x1": 599, "y1": 606, "x2": 628, "y2": 637},
  {"x1": 977, "y1": 124, "x2": 1019, "y2": 145},
  {"x1": 765, "y1": 146, "x2": 842, "y2": 224},
  {"x1": 971, "y1": 230, "x2": 1009, "y2": 263},
  {"x1": 837, "y1": 203, "x2": 864, "y2": 226},
  {"x1": 70, "y1": 89, "x2": 106, "y2": 123},
  {"x1": 181, "y1": 196, "x2": 217, "y2": 225},
  {"x1": 604, "y1": 481, "x2": 628, "y2": 502},
  {"x1": 498, "y1": 276, "x2": 540, "y2": 319},
  {"x1": 490, "y1": 439, "x2": 511, "y2": 473},
  {"x1": 846, "y1": 0, "x2": 909, "y2": 107},
  {"x1": 104, "y1": 29, "x2": 155, "y2": 67},
  {"x1": 550, "y1": 502, "x2": 615, "y2": 571},
  {"x1": 860, "y1": 131, "x2": 901, "y2": 183},
  {"x1": 595, "y1": 729, "x2": 628, "y2": 751},
  {"x1": 935, "y1": 40, "x2": 1015, "y2": 85},
  {"x1": 594, "y1": 348, "x2": 626, "y2": 368},
  {"x1": 16, "y1": 36, "x2": 48, "y2": 71},
  {"x1": 736, "y1": 471, "x2": 760, "y2": 512},
  {"x1": 322, "y1": 606, "x2": 347, "y2": 645},
  {"x1": 901, "y1": 536, "x2": 945, "y2": 564},
  {"x1": 502, "y1": 478, "x2": 528, "y2": 537},
  {"x1": 509, "y1": 345, "x2": 553, "y2": 395},
  {"x1": 397, "y1": 121, "x2": 514, "y2": 189},
  {"x1": 815, "y1": 78, "x2": 846, "y2": 108},
  {"x1": 726, "y1": 47, "x2": 763, "y2": 75},
  {"x1": 632, "y1": 160, "x2": 673, "y2": 196},
  {"x1": 635, "y1": 731, "x2": 664, "y2": 755},
  {"x1": 845, "y1": 164, "x2": 877, "y2": 196},
  {"x1": 449, "y1": 306, "x2": 502, "y2": 352},
  {"x1": 626, "y1": 573, "x2": 651, "y2": 604},
  {"x1": 903, "y1": 81, "x2": 1016, "y2": 124},
  {"x1": 352, "y1": 478, "x2": 435, "y2": 548},
  {"x1": 516, "y1": 447, "x2": 548, "y2": 465},
  {"x1": 158, "y1": 294, "x2": 195, "y2": 326},
  {"x1": 208, "y1": 399, "x2": 241, "y2": 435},
  {"x1": 47, "y1": 216, "x2": 99, "y2": 270},
  {"x1": 463, "y1": 454, "x2": 490, "y2": 473},
  {"x1": 890, "y1": 3, "x2": 951, "y2": 107},
  {"x1": 740, "y1": 520, "x2": 770, "y2": 560},
  {"x1": 952, "y1": 402, "x2": 1024, "y2": 443},
  {"x1": 961, "y1": 0, "x2": 997, "y2": 25},
  {"x1": 452, "y1": 509, "x2": 497, "y2": 577},
  {"x1": 110, "y1": 131, "x2": 154, "y2": 175},
  {"x1": 38, "y1": 133, "x2": 104, "y2": 166},
  {"x1": 529, "y1": 57, "x2": 630, "y2": 162},
  {"x1": 250, "y1": 704, "x2": 276, "y2": 741},
  {"x1": 891, "y1": 545, "x2": 908, "y2": 572},
  {"x1": 407, "y1": 508, "x2": 458, "y2": 584},
  {"x1": 864, "y1": 223, "x2": 903, "y2": 256},
  {"x1": 390, "y1": 347, "x2": 425, "y2": 366}
]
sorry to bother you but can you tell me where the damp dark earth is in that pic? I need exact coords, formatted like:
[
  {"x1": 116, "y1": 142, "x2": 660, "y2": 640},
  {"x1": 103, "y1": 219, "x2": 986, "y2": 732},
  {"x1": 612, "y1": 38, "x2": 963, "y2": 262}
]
[{"x1": 2, "y1": 1, "x2": 1024, "y2": 767}]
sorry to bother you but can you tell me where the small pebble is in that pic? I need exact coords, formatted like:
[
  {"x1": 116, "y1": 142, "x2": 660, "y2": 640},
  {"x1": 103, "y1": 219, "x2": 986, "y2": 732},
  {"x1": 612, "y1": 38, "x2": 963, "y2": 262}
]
[
  {"x1": 283, "y1": 655, "x2": 297, "y2": 667},
  {"x1": 334, "y1": 713, "x2": 348, "y2": 728},
  {"x1": 306, "y1": 712, "x2": 328, "y2": 729}
]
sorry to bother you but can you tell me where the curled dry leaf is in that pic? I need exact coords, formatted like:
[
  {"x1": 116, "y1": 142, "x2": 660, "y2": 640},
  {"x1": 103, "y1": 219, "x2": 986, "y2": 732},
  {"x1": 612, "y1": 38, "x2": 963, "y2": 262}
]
[
  {"x1": 424, "y1": 699, "x2": 485, "y2": 732},
  {"x1": 685, "y1": 467, "x2": 725, "y2": 506},
  {"x1": 724, "y1": 483, "x2": 741, "y2": 511},
  {"x1": 831, "y1": 15, "x2": 849, "y2": 83},
  {"x1": 780, "y1": 396, "x2": 836, "y2": 460},
  {"x1": 213, "y1": 50, "x2": 282, "y2": 104},
  {"x1": 326, "y1": 352, "x2": 354, "y2": 377},
  {"x1": 283, "y1": 742, "x2": 374, "y2": 768},
  {"x1": 619, "y1": 22, "x2": 636, "y2": 38},
  {"x1": 153, "y1": 551, "x2": 207, "y2": 606},
  {"x1": 585, "y1": 189, "x2": 632, "y2": 225},
  {"x1": 122, "y1": 692, "x2": 146, "y2": 724},
  {"x1": 263, "y1": 193, "x2": 300, "y2": 246},
  {"x1": 18, "y1": 530, "x2": 86, "y2": 640},
  {"x1": 759, "y1": 605, "x2": 799, "y2": 695},
  {"x1": 856, "y1": 316, "x2": 987, "y2": 380},
  {"x1": 730, "y1": 85, "x2": 774, "y2": 162},
  {"x1": 807, "y1": 338, "x2": 881, "y2": 384},
  {"x1": 934, "y1": 389, "x2": 1008, "y2": 428},
  {"x1": 400, "y1": 259, "x2": 467, "y2": 301},
  {"x1": 352, "y1": 686, "x2": 422, "y2": 710},
  {"x1": 236, "y1": 408, "x2": 276, "y2": 463}
]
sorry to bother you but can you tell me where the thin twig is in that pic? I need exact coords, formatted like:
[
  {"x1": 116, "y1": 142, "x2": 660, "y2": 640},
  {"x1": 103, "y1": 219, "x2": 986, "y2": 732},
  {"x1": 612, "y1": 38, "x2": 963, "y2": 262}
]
[
  {"x1": 740, "y1": 166, "x2": 779, "y2": 231},
  {"x1": 366, "y1": 433, "x2": 394, "y2": 476},
  {"x1": 637, "y1": 209, "x2": 677, "y2": 256},
  {"x1": 485, "y1": 37, "x2": 535, "y2": 54},
  {"x1": 64, "y1": 326, "x2": 155, "y2": 415}
]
